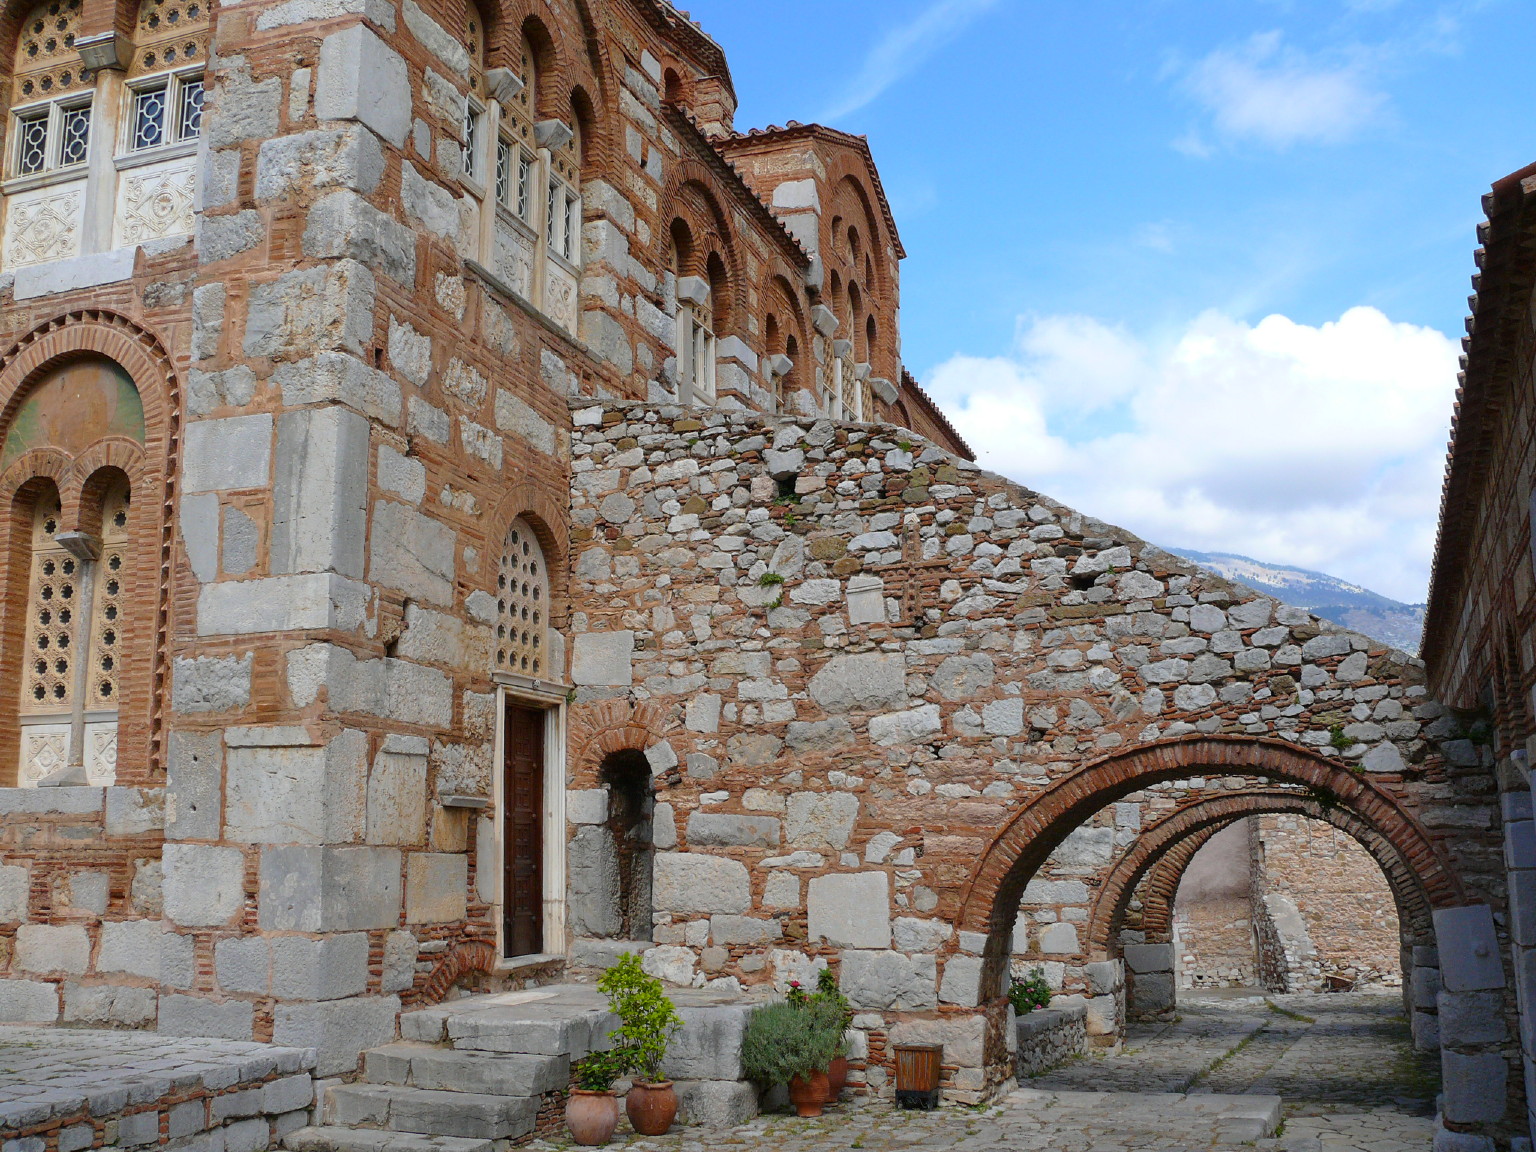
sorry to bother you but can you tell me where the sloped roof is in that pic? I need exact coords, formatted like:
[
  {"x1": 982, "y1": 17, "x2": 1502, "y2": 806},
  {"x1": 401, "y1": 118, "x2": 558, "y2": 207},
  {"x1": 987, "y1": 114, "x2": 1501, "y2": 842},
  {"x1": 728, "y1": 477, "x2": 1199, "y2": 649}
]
[{"x1": 1421, "y1": 160, "x2": 1536, "y2": 670}]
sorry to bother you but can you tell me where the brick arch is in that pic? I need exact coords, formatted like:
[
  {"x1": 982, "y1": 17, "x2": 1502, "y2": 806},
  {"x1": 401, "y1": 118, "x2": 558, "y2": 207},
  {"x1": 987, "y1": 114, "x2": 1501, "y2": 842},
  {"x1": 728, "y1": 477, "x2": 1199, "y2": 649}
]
[
  {"x1": 659, "y1": 162, "x2": 749, "y2": 330},
  {"x1": 568, "y1": 698, "x2": 675, "y2": 786},
  {"x1": 0, "y1": 311, "x2": 180, "y2": 781},
  {"x1": 961, "y1": 735, "x2": 1462, "y2": 947},
  {"x1": 1084, "y1": 790, "x2": 1434, "y2": 960},
  {"x1": 417, "y1": 941, "x2": 498, "y2": 1005},
  {"x1": 479, "y1": 482, "x2": 571, "y2": 660}
]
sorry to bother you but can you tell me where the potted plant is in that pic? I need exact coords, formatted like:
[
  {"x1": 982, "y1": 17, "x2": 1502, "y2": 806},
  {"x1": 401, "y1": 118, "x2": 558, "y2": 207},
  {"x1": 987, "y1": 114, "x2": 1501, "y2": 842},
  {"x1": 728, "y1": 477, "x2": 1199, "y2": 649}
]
[
  {"x1": 813, "y1": 968, "x2": 854, "y2": 1097},
  {"x1": 566, "y1": 1051, "x2": 624, "y2": 1146},
  {"x1": 740, "y1": 1000, "x2": 841, "y2": 1117},
  {"x1": 598, "y1": 953, "x2": 684, "y2": 1136}
]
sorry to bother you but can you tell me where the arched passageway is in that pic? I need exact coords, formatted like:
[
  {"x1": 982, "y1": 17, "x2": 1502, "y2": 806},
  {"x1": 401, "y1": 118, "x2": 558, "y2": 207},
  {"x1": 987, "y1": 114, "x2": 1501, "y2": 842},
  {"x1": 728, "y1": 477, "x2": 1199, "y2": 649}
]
[
  {"x1": 1078, "y1": 790, "x2": 1433, "y2": 1021},
  {"x1": 955, "y1": 736, "x2": 1462, "y2": 1091}
]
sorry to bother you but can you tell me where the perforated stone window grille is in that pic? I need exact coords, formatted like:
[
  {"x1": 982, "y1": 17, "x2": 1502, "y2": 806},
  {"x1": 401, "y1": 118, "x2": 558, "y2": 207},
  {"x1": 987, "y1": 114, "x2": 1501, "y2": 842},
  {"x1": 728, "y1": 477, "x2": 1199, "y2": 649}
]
[
  {"x1": 496, "y1": 519, "x2": 548, "y2": 677},
  {"x1": 22, "y1": 493, "x2": 75, "y2": 712},
  {"x1": 88, "y1": 481, "x2": 129, "y2": 705}
]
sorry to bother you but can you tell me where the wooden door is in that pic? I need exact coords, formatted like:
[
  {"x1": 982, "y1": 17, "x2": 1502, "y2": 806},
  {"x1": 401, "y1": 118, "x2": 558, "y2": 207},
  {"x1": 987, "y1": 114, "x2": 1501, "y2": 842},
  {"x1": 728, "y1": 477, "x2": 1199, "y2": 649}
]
[{"x1": 503, "y1": 703, "x2": 545, "y2": 957}]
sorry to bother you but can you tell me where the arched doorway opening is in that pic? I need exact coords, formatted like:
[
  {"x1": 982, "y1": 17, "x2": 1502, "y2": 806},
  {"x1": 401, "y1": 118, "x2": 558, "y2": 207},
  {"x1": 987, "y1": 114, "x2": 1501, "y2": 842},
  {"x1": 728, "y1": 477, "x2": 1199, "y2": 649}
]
[{"x1": 956, "y1": 737, "x2": 1462, "y2": 1093}]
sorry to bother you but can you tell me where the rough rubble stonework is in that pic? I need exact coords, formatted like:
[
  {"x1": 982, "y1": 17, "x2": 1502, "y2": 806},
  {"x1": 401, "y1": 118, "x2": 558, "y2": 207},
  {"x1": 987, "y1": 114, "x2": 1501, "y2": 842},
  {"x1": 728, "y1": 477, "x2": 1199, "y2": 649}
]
[{"x1": 562, "y1": 400, "x2": 1503, "y2": 1101}]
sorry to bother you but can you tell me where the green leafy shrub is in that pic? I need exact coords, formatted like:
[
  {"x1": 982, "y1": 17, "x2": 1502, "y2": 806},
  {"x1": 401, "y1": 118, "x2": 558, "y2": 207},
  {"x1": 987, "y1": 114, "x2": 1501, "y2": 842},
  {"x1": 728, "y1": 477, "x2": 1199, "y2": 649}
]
[
  {"x1": 758, "y1": 572, "x2": 785, "y2": 587},
  {"x1": 813, "y1": 968, "x2": 854, "y2": 1047},
  {"x1": 573, "y1": 1050, "x2": 624, "y2": 1092},
  {"x1": 1009, "y1": 968, "x2": 1052, "y2": 1014},
  {"x1": 598, "y1": 954, "x2": 683, "y2": 1084},
  {"x1": 740, "y1": 1000, "x2": 841, "y2": 1085}
]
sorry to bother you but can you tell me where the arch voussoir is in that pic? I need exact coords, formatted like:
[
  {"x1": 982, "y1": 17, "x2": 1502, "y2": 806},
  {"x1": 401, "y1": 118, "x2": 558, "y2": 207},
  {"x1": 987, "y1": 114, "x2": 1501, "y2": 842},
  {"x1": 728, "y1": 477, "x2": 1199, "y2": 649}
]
[{"x1": 961, "y1": 736, "x2": 1464, "y2": 941}]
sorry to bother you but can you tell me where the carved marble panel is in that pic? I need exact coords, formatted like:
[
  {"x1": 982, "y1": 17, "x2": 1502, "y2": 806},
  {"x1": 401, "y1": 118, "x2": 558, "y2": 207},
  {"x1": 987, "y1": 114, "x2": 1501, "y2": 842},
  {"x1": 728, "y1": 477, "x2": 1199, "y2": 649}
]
[
  {"x1": 85, "y1": 721, "x2": 117, "y2": 785},
  {"x1": 4, "y1": 179, "x2": 85, "y2": 268},
  {"x1": 113, "y1": 155, "x2": 195, "y2": 247},
  {"x1": 545, "y1": 262, "x2": 578, "y2": 334},
  {"x1": 18, "y1": 723, "x2": 69, "y2": 787},
  {"x1": 493, "y1": 217, "x2": 535, "y2": 300}
]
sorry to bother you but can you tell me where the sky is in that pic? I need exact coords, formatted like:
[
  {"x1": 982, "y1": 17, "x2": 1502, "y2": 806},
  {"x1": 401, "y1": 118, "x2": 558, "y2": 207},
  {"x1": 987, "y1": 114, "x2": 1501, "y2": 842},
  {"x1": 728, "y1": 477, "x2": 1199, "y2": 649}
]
[{"x1": 678, "y1": 0, "x2": 1536, "y2": 604}]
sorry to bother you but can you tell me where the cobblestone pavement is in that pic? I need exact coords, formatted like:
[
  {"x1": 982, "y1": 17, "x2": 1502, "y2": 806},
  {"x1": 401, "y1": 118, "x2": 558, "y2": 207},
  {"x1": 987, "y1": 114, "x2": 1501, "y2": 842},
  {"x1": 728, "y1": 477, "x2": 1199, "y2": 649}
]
[{"x1": 530, "y1": 990, "x2": 1435, "y2": 1152}]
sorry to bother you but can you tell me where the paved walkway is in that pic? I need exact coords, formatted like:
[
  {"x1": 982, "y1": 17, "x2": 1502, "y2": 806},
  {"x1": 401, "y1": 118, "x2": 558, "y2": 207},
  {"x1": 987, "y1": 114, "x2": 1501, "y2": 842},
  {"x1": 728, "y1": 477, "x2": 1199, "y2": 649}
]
[{"x1": 541, "y1": 989, "x2": 1435, "y2": 1152}]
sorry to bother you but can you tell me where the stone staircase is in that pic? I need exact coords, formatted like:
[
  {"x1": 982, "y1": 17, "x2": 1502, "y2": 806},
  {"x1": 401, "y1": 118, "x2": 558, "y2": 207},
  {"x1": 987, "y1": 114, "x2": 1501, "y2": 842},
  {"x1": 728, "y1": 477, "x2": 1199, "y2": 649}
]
[{"x1": 284, "y1": 985, "x2": 760, "y2": 1152}]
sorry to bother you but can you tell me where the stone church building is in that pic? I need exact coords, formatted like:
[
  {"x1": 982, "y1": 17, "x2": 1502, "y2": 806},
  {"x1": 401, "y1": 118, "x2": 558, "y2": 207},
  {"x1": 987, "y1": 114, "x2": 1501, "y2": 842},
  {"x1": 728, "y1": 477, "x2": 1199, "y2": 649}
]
[{"x1": 0, "y1": 0, "x2": 1527, "y2": 1150}]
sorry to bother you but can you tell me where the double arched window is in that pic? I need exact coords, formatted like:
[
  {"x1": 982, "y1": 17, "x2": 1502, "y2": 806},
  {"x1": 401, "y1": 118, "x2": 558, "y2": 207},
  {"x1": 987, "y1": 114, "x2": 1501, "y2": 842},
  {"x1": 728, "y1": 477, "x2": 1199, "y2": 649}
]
[
  {"x1": 15, "y1": 475, "x2": 127, "y2": 785},
  {"x1": 2, "y1": 0, "x2": 205, "y2": 269},
  {"x1": 465, "y1": 9, "x2": 582, "y2": 333},
  {"x1": 1, "y1": 355, "x2": 146, "y2": 787}
]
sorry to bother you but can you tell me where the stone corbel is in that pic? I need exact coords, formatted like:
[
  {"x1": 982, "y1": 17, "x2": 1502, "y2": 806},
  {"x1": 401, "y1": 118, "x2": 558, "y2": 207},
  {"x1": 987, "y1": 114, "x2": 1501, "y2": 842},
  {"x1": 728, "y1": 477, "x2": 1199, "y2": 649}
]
[
  {"x1": 766, "y1": 353, "x2": 794, "y2": 380},
  {"x1": 485, "y1": 68, "x2": 525, "y2": 104},
  {"x1": 803, "y1": 257, "x2": 824, "y2": 293},
  {"x1": 871, "y1": 377, "x2": 898, "y2": 403},
  {"x1": 676, "y1": 275, "x2": 709, "y2": 307},
  {"x1": 811, "y1": 304, "x2": 838, "y2": 337},
  {"x1": 74, "y1": 30, "x2": 131, "y2": 73},
  {"x1": 832, "y1": 339, "x2": 853, "y2": 359},
  {"x1": 535, "y1": 118, "x2": 574, "y2": 151},
  {"x1": 53, "y1": 531, "x2": 101, "y2": 562},
  {"x1": 854, "y1": 362, "x2": 872, "y2": 382}
]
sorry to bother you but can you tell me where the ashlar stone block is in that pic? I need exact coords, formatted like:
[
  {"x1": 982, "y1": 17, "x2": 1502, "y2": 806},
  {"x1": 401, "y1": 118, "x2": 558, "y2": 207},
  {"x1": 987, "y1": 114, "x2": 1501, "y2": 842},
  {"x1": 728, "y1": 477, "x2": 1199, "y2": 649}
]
[
  {"x1": 571, "y1": 631, "x2": 635, "y2": 686},
  {"x1": 272, "y1": 932, "x2": 370, "y2": 1000},
  {"x1": 406, "y1": 853, "x2": 468, "y2": 924},
  {"x1": 164, "y1": 844, "x2": 247, "y2": 927},
  {"x1": 15, "y1": 924, "x2": 90, "y2": 975},
  {"x1": 258, "y1": 845, "x2": 402, "y2": 931},
  {"x1": 272, "y1": 405, "x2": 370, "y2": 578},
  {"x1": 653, "y1": 852, "x2": 751, "y2": 915},
  {"x1": 315, "y1": 24, "x2": 410, "y2": 146},
  {"x1": 807, "y1": 872, "x2": 890, "y2": 948}
]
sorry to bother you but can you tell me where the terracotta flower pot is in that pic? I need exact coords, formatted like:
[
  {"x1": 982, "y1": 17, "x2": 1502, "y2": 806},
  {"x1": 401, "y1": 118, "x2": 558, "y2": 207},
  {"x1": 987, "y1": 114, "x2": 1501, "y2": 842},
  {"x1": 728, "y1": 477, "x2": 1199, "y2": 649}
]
[
  {"x1": 788, "y1": 1071, "x2": 829, "y2": 1118},
  {"x1": 625, "y1": 1080, "x2": 678, "y2": 1135},
  {"x1": 826, "y1": 1056, "x2": 848, "y2": 1098},
  {"x1": 566, "y1": 1090, "x2": 620, "y2": 1146}
]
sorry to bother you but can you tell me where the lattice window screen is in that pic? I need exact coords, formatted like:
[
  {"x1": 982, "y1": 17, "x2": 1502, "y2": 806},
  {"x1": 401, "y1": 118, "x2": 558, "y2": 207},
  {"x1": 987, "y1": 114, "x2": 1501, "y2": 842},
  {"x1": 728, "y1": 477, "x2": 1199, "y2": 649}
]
[{"x1": 496, "y1": 518, "x2": 548, "y2": 677}]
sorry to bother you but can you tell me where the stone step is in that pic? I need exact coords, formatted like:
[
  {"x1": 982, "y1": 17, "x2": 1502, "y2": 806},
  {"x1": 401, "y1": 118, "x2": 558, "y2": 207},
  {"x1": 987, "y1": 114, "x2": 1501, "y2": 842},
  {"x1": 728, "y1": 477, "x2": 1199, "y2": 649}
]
[
  {"x1": 364, "y1": 1042, "x2": 569, "y2": 1097},
  {"x1": 322, "y1": 1084, "x2": 539, "y2": 1141},
  {"x1": 283, "y1": 1127, "x2": 493, "y2": 1152}
]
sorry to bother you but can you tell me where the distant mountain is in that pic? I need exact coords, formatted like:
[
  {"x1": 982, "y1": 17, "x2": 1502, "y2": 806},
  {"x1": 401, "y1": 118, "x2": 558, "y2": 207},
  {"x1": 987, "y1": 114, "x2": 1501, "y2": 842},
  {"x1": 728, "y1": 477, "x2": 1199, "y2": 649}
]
[{"x1": 1168, "y1": 549, "x2": 1426, "y2": 656}]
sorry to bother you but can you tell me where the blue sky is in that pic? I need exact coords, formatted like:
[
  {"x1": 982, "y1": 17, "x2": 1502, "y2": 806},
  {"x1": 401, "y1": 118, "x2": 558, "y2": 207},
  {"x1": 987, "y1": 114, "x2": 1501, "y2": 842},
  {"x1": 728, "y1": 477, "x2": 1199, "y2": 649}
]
[{"x1": 682, "y1": 0, "x2": 1536, "y2": 603}]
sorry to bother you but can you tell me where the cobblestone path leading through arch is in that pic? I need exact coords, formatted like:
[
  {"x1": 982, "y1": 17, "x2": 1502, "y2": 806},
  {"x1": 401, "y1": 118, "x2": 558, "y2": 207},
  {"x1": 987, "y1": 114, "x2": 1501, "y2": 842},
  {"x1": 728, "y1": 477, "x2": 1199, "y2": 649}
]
[{"x1": 546, "y1": 990, "x2": 1437, "y2": 1152}]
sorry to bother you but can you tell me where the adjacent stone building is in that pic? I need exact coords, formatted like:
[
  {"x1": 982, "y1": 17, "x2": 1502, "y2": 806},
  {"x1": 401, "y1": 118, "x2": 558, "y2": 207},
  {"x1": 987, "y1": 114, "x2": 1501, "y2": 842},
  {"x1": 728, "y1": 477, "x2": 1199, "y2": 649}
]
[{"x1": 0, "y1": 1, "x2": 1524, "y2": 1149}]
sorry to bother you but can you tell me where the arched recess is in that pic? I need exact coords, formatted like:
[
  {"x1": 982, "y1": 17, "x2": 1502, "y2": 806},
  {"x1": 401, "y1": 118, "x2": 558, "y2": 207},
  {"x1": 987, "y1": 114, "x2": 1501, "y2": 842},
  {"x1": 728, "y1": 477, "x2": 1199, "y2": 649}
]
[
  {"x1": 961, "y1": 736, "x2": 1462, "y2": 1004},
  {"x1": 480, "y1": 483, "x2": 571, "y2": 681},
  {"x1": 1084, "y1": 790, "x2": 1436, "y2": 962},
  {"x1": 659, "y1": 164, "x2": 748, "y2": 328},
  {"x1": 565, "y1": 699, "x2": 675, "y2": 945},
  {"x1": 0, "y1": 311, "x2": 178, "y2": 786}
]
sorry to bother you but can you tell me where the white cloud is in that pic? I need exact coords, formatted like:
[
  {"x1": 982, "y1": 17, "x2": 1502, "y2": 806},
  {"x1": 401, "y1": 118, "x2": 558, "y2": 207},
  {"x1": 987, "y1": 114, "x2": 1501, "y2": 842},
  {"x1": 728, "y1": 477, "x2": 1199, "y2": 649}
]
[
  {"x1": 926, "y1": 306, "x2": 1459, "y2": 603},
  {"x1": 1181, "y1": 31, "x2": 1386, "y2": 148},
  {"x1": 821, "y1": 0, "x2": 1002, "y2": 122}
]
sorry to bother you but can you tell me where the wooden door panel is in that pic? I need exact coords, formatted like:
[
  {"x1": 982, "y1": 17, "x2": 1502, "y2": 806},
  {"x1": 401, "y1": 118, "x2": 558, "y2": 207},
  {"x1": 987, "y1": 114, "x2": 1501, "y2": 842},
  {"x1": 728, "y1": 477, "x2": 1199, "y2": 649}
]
[{"x1": 503, "y1": 703, "x2": 545, "y2": 957}]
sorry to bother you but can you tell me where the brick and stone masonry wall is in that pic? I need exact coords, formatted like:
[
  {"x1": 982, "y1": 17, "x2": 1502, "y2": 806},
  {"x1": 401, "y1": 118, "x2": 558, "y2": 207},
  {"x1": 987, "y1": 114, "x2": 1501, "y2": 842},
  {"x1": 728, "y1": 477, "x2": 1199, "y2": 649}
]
[
  {"x1": 1172, "y1": 821, "x2": 1256, "y2": 989},
  {"x1": 1252, "y1": 814, "x2": 1401, "y2": 989},
  {"x1": 0, "y1": 788, "x2": 163, "y2": 1027},
  {"x1": 562, "y1": 399, "x2": 1498, "y2": 1100}
]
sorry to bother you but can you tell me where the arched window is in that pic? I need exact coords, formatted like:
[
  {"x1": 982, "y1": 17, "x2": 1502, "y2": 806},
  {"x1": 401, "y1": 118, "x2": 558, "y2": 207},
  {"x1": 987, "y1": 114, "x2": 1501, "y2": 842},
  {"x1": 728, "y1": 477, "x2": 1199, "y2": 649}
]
[
  {"x1": 495, "y1": 517, "x2": 548, "y2": 678},
  {"x1": 675, "y1": 259, "x2": 716, "y2": 406},
  {"x1": 15, "y1": 473, "x2": 128, "y2": 786},
  {"x1": 2, "y1": 0, "x2": 205, "y2": 269}
]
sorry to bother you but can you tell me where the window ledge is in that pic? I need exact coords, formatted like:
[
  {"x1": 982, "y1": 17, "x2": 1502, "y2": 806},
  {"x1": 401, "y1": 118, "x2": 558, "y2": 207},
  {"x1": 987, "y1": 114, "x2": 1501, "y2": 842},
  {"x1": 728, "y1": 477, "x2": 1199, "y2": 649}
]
[
  {"x1": 493, "y1": 206, "x2": 537, "y2": 238},
  {"x1": 1, "y1": 167, "x2": 87, "y2": 196},
  {"x1": 114, "y1": 140, "x2": 198, "y2": 172}
]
